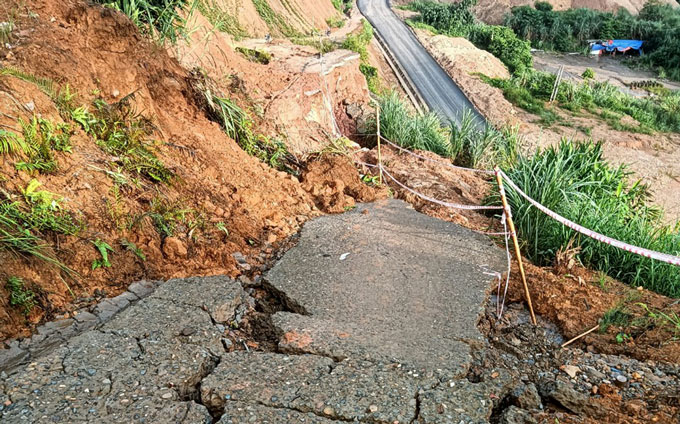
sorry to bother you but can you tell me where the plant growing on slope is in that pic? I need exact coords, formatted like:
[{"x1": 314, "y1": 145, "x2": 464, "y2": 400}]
[
  {"x1": 490, "y1": 140, "x2": 680, "y2": 297},
  {"x1": 197, "y1": 0, "x2": 249, "y2": 39},
  {"x1": 91, "y1": 239, "x2": 114, "y2": 270},
  {"x1": 93, "y1": 0, "x2": 193, "y2": 43},
  {"x1": 121, "y1": 239, "x2": 147, "y2": 261},
  {"x1": 73, "y1": 94, "x2": 174, "y2": 183},
  {"x1": 15, "y1": 116, "x2": 72, "y2": 174},
  {"x1": 6, "y1": 276, "x2": 36, "y2": 315}
]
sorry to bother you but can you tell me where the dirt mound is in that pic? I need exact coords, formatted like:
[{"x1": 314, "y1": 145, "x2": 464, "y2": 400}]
[
  {"x1": 413, "y1": 29, "x2": 521, "y2": 128},
  {"x1": 174, "y1": 9, "x2": 371, "y2": 155},
  {"x1": 301, "y1": 154, "x2": 389, "y2": 213},
  {"x1": 0, "y1": 0, "x2": 374, "y2": 340}
]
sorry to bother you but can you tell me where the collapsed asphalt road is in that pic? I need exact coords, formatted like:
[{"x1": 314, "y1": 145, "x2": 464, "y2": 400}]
[
  {"x1": 1, "y1": 200, "x2": 509, "y2": 423},
  {"x1": 357, "y1": 0, "x2": 485, "y2": 128}
]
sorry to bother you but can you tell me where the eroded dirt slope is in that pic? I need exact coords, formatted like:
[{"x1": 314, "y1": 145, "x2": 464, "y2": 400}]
[{"x1": 0, "y1": 0, "x2": 376, "y2": 340}]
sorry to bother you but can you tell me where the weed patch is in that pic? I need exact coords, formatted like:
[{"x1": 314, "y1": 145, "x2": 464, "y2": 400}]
[
  {"x1": 6, "y1": 276, "x2": 36, "y2": 315},
  {"x1": 252, "y1": 0, "x2": 300, "y2": 37},
  {"x1": 198, "y1": 0, "x2": 249, "y2": 39},
  {"x1": 235, "y1": 46, "x2": 271, "y2": 65},
  {"x1": 191, "y1": 71, "x2": 298, "y2": 173},
  {"x1": 0, "y1": 181, "x2": 80, "y2": 272},
  {"x1": 73, "y1": 94, "x2": 174, "y2": 183},
  {"x1": 93, "y1": 0, "x2": 192, "y2": 43},
  {"x1": 14, "y1": 116, "x2": 72, "y2": 174},
  {"x1": 91, "y1": 239, "x2": 114, "y2": 270}
]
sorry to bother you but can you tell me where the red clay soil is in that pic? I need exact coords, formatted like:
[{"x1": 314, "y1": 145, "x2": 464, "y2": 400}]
[{"x1": 0, "y1": 0, "x2": 379, "y2": 340}]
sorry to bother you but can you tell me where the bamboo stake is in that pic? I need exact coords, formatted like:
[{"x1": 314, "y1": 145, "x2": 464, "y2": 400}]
[
  {"x1": 376, "y1": 104, "x2": 382, "y2": 184},
  {"x1": 561, "y1": 324, "x2": 599, "y2": 348},
  {"x1": 494, "y1": 167, "x2": 537, "y2": 325}
]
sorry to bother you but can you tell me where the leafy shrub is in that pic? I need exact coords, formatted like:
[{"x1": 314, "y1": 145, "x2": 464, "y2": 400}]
[
  {"x1": 467, "y1": 24, "x2": 532, "y2": 74},
  {"x1": 581, "y1": 68, "x2": 595, "y2": 79},
  {"x1": 491, "y1": 140, "x2": 680, "y2": 297},
  {"x1": 326, "y1": 16, "x2": 345, "y2": 29}
]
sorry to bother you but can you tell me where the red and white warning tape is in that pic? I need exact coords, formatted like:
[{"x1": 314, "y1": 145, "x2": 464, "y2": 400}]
[
  {"x1": 379, "y1": 136, "x2": 495, "y2": 175},
  {"x1": 498, "y1": 169, "x2": 680, "y2": 267},
  {"x1": 380, "y1": 165, "x2": 503, "y2": 211}
]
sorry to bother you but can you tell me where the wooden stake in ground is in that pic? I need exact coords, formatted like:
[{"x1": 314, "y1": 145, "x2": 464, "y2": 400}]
[
  {"x1": 376, "y1": 104, "x2": 382, "y2": 184},
  {"x1": 561, "y1": 325, "x2": 599, "y2": 348},
  {"x1": 494, "y1": 167, "x2": 537, "y2": 325}
]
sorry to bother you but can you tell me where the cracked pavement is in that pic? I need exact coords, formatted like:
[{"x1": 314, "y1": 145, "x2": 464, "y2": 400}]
[{"x1": 1, "y1": 200, "x2": 510, "y2": 423}]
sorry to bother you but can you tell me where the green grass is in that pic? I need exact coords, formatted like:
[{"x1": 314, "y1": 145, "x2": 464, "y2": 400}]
[
  {"x1": 135, "y1": 195, "x2": 201, "y2": 239},
  {"x1": 193, "y1": 75, "x2": 296, "y2": 172},
  {"x1": 370, "y1": 92, "x2": 519, "y2": 168},
  {"x1": 6, "y1": 276, "x2": 36, "y2": 315},
  {"x1": 93, "y1": 0, "x2": 192, "y2": 43},
  {"x1": 235, "y1": 46, "x2": 272, "y2": 65},
  {"x1": 197, "y1": 0, "x2": 249, "y2": 39},
  {"x1": 72, "y1": 95, "x2": 174, "y2": 183},
  {"x1": 341, "y1": 20, "x2": 381, "y2": 93},
  {"x1": 326, "y1": 16, "x2": 345, "y2": 29},
  {"x1": 0, "y1": 181, "x2": 80, "y2": 272},
  {"x1": 481, "y1": 70, "x2": 680, "y2": 134},
  {"x1": 491, "y1": 140, "x2": 680, "y2": 297},
  {"x1": 252, "y1": 0, "x2": 300, "y2": 37},
  {"x1": 599, "y1": 303, "x2": 632, "y2": 333}
]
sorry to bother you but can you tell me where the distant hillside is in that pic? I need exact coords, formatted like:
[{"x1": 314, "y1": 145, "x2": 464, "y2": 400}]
[{"x1": 399, "y1": 0, "x2": 677, "y2": 24}]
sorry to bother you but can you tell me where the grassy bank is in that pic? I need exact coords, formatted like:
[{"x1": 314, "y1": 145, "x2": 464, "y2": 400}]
[{"x1": 491, "y1": 141, "x2": 680, "y2": 298}]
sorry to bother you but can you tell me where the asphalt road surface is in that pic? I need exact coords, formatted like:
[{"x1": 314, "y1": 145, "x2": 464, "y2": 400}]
[{"x1": 357, "y1": 0, "x2": 486, "y2": 128}]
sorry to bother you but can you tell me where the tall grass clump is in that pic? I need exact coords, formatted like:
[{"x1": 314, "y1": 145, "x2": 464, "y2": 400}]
[
  {"x1": 491, "y1": 140, "x2": 680, "y2": 297},
  {"x1": 94, "y1": 0, "x2": 192, "y2": 43},
  {"x1": 369, "y1": 92, "x2": 520, "y2": 168}
]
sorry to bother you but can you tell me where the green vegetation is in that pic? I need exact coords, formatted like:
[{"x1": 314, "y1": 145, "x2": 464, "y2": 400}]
[
  {"x1": 94, "y1": 0, "x2": 192, "y2": 43},
  {"x1": 142, "y1": 195, "x2": 201, "y2": 239},
  {"x1": 505, "y1": 0, "x2": 680, "y2": 80},
  {"x1": 0, "y1": 180, "x2": 80, "y2": 272},
  {"x1": 0, "y1": 67, "x2": 77, "y2": 117},
  {"x1": 481, "y1": 71, "x2": 680, "y2": 133},
  {"x1": 331, "y1": 0, "x2": 352, "y2": 14},
  {"x1": 0, "y1": 20, "x2": 14, "y2": 45},
  {"x1": 6, "y1": 276, "x2": 36, "y2": 315},
  {"x1": 326, "y1": 16, "x2": 345, "y2": 29},
  {"x1": 581, "y1": 68, "x2": 595, "y2": 80},
  {"x1": 15, "y1": 116, "x2": 72, "y2": 174},
  {"x1": 492, "y1": 140, "x2": 680, "y2": 297},
  {"x1": 599, "y1": 303, "x2": 632, "y2": 333},
  {"x1": 407, "y1": 0, "x2": 533, "y2": 74},
  {"x1": 121, "y1": 239, "x2": 147, "y2": 261},
  {"x1": 91, "y1": 239, "x2": 114, "y2": 270},
  {"x1": 252, "y1": 0, "x2": 300, "y2": 37},
  {"x1": 196, "y1": 79, "x2": 295, "y2": 172},
  {"x1": 235, "y1": 46, "x2": 272, "y2": 65},
  {"x1": 198, "y1": 0, "x2": 249, "y2": 39},
  {"x1": 638, "y1": 302, "x2": 680, "y2": 339},
  {"x1": 369, "y1": 92, "x2": 519, "y2": 169},
  {"x1": 342, "y1": 19, "x2": 381, "y2": 93},
  {"x1": 71, "y1": 95, "x2": 174, "y2": 183}
]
